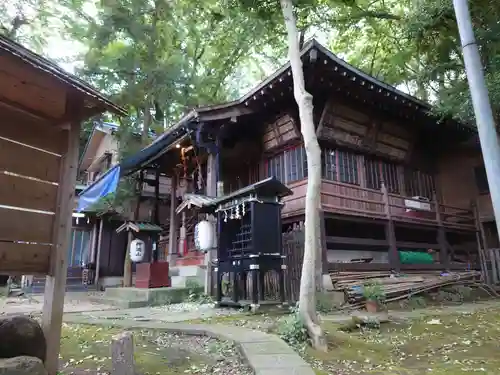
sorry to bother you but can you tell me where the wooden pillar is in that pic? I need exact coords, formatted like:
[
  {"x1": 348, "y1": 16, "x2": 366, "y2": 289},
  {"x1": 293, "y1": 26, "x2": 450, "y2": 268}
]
[
  {"x1": 205, "y1": 153, "x2": 217, "y2": 294},
  {"x1": 94, "y1": 217, "x2": 104, "y2": 287},
  {"x1": 317, "y1": 209, "x2": 328, "y2": 291},
  {"x1": 89, "y1": 220, "x2": 98, "y2": 264},
  {"x1": 42, "y1": 121, "x2": 79, "y2": 375},
  {"x1": 382, "y1": 182, "x2": 399, "y2": 272},
  {"x1": 153, "y1": 167, "x2": 160, "y2": 225},
  {"x1": 473, "y1": 200, "x2": 490, "y2": 283},
  {"x1": 434, "y1": 192, "x2": 449, "y2": 269},
  {"x1": 206, "y1": 153, "x2": 217, "y2": 197},
  {"x1": 178, "y1": 212, "x2": 186, "y2": 256},
  {"x1": 167, "y1": 173, "x2": 178, "y2": 264},
  {"x1": 124, "y1": 173, "x2": 143, "y2": 286}
]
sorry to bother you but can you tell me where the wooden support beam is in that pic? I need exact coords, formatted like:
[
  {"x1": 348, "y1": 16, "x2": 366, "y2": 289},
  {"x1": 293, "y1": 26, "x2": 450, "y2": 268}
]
[
  {"x1": 434, "y1": 193, "x2": 449, "y2": 270},
  {"x1": 325, "y1": 236, "x2": 439, "y2": 249},
  {"x1": 167, "y1": 173, "x2": 178, "y2": 264},
  {"x1": 473, "y1": 201, "x2": 490, "y2": 284},
  {"x1": 205, "y1": 153, "x2": 218, "y2": 294},
  {"x1": 41, "y1": 121, "x2": 79, "y2": 375},
  {"x1": 319, "y1": 209, "x2": 328, "y2": 274},
  {"x1": 94, "y1": 218, "x2": 104, "y2": 287},
  {"x1": 382, "y1": 181, "x2": 400, "y2": 272},
  {"x1": 0, "y1": 95, "x2": 57, "y2": 122}
]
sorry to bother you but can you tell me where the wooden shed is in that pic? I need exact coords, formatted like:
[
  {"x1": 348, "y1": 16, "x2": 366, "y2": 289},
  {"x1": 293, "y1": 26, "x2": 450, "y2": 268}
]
[{"x1": 0, "y1": 35, "x2": 125, "y2": 374}]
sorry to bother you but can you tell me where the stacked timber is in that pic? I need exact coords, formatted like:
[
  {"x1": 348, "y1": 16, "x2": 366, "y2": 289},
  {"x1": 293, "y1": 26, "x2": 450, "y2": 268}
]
[{"x1": 330, "y1": 271, "x2": 481, "y2": 305}]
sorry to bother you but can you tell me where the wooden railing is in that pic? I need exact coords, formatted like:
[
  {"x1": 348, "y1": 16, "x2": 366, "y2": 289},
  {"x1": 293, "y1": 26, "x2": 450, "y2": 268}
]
[{"x1": 282, "y1": 178, "x2": 477, "y2": 230}]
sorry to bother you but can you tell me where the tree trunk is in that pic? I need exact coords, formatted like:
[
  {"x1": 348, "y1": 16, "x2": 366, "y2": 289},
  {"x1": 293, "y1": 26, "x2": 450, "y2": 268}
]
[
  {"x1": 143, "y1": 105, "x2": 152, "y2": 146},
  {"x1": 279, "y1": 0, "x2": 327, "y2": 352}
]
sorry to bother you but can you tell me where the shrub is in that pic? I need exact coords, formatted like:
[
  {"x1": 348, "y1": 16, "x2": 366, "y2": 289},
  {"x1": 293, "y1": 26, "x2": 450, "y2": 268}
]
[
  {"x1": 276, "y1": 305, "x2": 308, "y2": 349},
  {"x1": 362, "y1": 281, "x2": 386, "y2": 303}
]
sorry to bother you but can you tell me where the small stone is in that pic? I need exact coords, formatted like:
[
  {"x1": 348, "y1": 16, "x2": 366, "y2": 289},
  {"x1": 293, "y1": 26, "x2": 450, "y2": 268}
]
[{"x1": 0, "y1": 356, "x2": 47, "y2": 375}]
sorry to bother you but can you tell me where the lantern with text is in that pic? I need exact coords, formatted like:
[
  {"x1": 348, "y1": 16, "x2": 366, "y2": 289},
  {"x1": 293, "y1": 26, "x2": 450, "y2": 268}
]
[
  {"x1": 195, "y1": 220, "x2": 215, "y2": 252},
  {"x1": 129, "y1": 238, "x2": 145, "y2": 262}
]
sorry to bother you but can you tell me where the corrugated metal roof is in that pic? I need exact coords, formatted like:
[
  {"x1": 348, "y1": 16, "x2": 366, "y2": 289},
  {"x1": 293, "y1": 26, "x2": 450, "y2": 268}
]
[
  {"x1": 116, "y1": 221, "x2": 163, "y2": 233},
  {"x1": 175, "y1": 194, "x2": 217, "y2": 214}
]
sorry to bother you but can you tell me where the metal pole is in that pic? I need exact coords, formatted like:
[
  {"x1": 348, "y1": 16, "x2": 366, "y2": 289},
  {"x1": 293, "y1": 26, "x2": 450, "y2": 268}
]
[{"x1": 453, "y1": 0, "x2": 500, "y2": 240}]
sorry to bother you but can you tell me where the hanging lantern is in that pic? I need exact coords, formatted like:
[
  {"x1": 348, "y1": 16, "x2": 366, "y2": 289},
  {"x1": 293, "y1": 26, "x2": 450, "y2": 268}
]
[
  {"x1": 195, "y1": 220, "x2": 215, "y2": 252},
  {"x1": 129, "y1": 238, "x2": 145, "y2": 262}
]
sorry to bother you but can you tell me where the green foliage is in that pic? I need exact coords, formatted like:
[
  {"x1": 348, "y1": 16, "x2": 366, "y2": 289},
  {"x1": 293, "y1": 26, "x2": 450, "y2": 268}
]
[
  {"x1": 89, "y1": 175, "x2": 137, "y2": 216},
  {"x1": 362, "y1": 281, "x2": 385, "y2": 303},
  {"x1": 276, "y1": 306, "x2": 308, "y2": 349},
  {"x1": 316, "y1": 292, "x2": 338, "y2": 314},
  {"x1": 185, "y1": 279, "x2": 213, "y2": 304}
]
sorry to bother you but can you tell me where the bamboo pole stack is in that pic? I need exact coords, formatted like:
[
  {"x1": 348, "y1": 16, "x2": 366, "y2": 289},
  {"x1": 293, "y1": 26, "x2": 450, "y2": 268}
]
[{"x1": 330, "y1": 270, "x2": 482, "y2": 304}]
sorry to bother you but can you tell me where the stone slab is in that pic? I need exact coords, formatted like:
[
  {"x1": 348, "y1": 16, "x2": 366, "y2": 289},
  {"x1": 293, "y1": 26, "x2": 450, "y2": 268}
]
[
  {"x1": 249, "y1": 353, "x2": 311, "y2": 369},
  {"x1": 239, "y1": 341, "x2": 296, "y2": 356},
  {"x1": 95, "y1": 286, "x2": 203, "y2": 308},
  {"x1": 255, "y1": 367, "x2": 315, "y2": 375}
]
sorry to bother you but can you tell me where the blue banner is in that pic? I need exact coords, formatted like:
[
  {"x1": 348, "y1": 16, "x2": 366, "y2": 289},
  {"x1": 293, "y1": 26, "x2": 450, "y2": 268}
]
[{"x1": 77, "y1": 165, "x2": 121, "y2": 212}]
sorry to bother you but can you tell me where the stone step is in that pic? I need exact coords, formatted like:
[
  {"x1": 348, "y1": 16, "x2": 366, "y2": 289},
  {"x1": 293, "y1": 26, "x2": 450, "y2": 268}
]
[
  {"x1": 92, "y1": 286, "x2": 203, "y2": 308},
  {"x1": 170, "y1": 275, "x2": 205, "y2": 288},
  {"x1": 88, "y1": 295, "x2": 148, "y2": 309},
  {"x1": 29, "y1": 279, "x2": 96, "y2": 294},
  {"x1": 169, "y1": 265, "x2": 205, "y2": 277},
  {"x1": 175, "y1": 256, "x2": 205, "y2": 266}
]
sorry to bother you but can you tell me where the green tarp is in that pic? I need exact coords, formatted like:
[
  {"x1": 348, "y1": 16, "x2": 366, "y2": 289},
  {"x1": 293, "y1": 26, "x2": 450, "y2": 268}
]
[{"x1": 398, "y1": 250, "x2": 434, "y2": 265}]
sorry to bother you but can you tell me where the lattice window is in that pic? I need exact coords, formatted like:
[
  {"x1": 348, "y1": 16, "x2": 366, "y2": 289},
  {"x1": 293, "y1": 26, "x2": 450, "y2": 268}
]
[
  {"x1": 404, "y1": 169, "x2": 435, "y2": 199},
  {"x1": 365, "y1": 158, "x2": 400, "y2": 193},
  {"x1": 267, "y1": 145, "x2": 307, "y2": 184}
]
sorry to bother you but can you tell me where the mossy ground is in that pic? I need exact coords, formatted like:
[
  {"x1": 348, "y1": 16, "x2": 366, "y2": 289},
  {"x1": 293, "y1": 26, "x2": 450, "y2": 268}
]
[
  {"x1": 59, "y1": 324, "x2": 206, "y2": 374},
  {"x1": 186, "y1": 303, "x2": 500, "y2": 374},
  {"x1": 308, "y1": 309, "x2": 500, "y2": 375}
]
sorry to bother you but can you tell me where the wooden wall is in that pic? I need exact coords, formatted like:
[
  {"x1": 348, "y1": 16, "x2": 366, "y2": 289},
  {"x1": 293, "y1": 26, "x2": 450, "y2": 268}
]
[
  {"x1": 0, "y1": 109, "x2": 65, "y2": 275},
  {"x1": 437, "y1": 147, "x2": 493, "y2": 220},
  {"x1": 98, "y1": 220, "x2": 128, "y2": 278},
  {"x1": 262, "y1": 113, "x2": 301, "y2": 152},
  {"x1": 316, "y1": 98, "x2": 412, "y2": 162}
]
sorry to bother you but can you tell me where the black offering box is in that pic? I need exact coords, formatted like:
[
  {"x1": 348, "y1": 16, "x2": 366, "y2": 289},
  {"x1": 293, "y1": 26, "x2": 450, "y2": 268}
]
[{"x1": 203, "y1": 177, "x2": 292, "y2": 309}]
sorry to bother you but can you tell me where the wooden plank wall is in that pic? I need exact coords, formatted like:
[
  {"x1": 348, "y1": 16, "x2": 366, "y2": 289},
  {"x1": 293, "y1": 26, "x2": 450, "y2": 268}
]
[
  {"x1": 262, "y1": 113, "x2": 300, "y2": 151},
  {"x1": 317, "y1": 98, "x2": 411, "y2": 162},
  {"x1": 0, "y1": 112, "x2": 63, "y2": 275}
]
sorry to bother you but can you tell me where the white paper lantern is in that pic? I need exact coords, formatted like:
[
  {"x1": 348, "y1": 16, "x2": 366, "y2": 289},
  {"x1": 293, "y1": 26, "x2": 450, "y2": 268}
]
[
  {"x1": 195, "y1": 220, "x2": 215, "y2": 252},
  {"x1": 129, "y1": 238, "x2": 145, "y2": 262}
]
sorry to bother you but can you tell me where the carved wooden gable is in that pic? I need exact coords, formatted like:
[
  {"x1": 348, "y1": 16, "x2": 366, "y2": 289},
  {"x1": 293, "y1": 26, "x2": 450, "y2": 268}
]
[
  {"x1": 317, "y1": 100, "x2": 369, "y2": 148},
  {"x1": 262, "y1": 114, "x2": 300, "y2": 151},
  {"x1": 376, "y1": 122, "x2": 411, "y2": 161},
  {"x1": 317, "y1": 98, "x2": 412, "y2": 161}
]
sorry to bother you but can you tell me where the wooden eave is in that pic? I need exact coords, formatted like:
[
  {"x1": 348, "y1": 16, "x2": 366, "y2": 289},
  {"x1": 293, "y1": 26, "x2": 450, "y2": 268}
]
[
  {"x1": 117, "y1": 38, "x2": 477, "y2": 174},
  {"x1": 0, "y1": 35, "x2": 126, "y2": 124}
]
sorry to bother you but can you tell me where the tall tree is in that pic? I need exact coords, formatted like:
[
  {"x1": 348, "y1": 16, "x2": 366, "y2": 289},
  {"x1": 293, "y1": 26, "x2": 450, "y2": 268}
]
[
  {"x1": 279, "y1": 0, "x2": 327, "y2": 352},
  {"x1": 233, "y1": 0, "x2": 328, "y2": 350}
]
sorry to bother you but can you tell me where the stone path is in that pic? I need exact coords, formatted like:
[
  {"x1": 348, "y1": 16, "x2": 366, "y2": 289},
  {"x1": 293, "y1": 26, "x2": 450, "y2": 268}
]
[
  {"x1": 68, "y1": 302, "x2": 242, "y2": 323},
  {"x1": 0, "y1": 292, "x2": 117, "y2": 316},
  {"x1": 64, "y1": 314, "x2": 315, "y2": 375}
]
